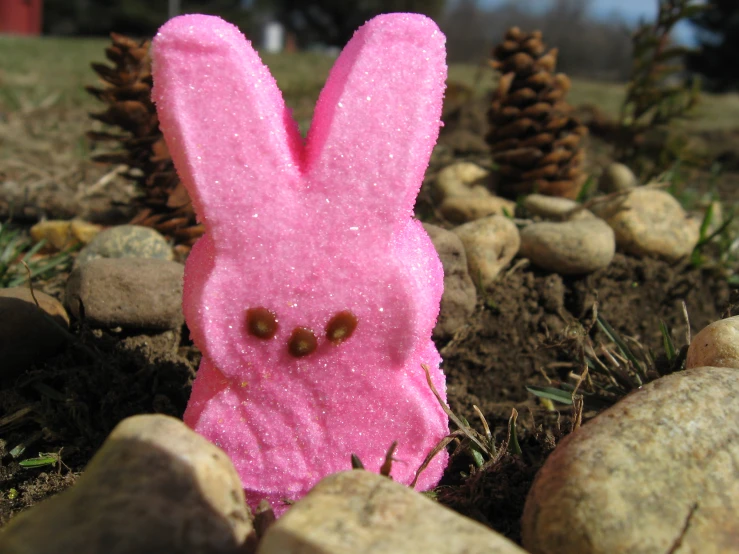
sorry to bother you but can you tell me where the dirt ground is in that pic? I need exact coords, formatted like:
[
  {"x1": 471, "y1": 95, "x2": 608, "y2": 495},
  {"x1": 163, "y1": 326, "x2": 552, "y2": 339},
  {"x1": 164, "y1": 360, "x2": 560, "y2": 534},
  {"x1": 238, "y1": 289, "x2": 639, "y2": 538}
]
[{"x1": 1, "y1": 97, "x2": 738, "y2": 545}]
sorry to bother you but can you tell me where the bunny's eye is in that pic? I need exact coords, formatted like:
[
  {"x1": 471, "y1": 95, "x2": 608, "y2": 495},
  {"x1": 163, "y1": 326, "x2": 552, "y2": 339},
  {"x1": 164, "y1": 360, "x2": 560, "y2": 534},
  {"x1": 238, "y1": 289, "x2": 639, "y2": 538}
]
[
  {"x1": 288, "y1": 327, "x2": 317, "y2": 357},
  {"x1": 246, "y1": 307, "x2": 279, "y2": 339},
  {"x1": 326, "y1": 310, "x2": 358, "y2": 345}
]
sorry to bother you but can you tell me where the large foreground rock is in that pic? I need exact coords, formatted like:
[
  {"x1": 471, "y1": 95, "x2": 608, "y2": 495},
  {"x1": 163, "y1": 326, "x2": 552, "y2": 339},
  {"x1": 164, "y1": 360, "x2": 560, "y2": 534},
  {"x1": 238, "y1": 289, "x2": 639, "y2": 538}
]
[
  {"x1": 258, "y1": 470, "x2": 526, "y2": 554},
  {"x1": 522, "y1": 366, "x2": 739, "y2": 554},
  {"x1": 0, "y1": 414, "x2": 254, "y2": 554}
]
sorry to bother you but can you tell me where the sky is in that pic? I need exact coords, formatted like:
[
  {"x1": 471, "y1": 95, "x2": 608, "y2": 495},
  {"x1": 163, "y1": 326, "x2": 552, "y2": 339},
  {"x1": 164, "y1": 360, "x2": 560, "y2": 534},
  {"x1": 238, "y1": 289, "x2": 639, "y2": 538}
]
[{"x1": 480, "y1": 0, "x2": 699, "y2": 43}]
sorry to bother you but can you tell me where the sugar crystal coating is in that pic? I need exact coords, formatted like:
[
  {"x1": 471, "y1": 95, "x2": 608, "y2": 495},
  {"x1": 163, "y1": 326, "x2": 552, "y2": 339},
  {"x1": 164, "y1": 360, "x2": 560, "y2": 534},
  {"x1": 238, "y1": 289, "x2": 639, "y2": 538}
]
[{"x1": 152, "y1": 12, "x2": 449, "y2": 515}]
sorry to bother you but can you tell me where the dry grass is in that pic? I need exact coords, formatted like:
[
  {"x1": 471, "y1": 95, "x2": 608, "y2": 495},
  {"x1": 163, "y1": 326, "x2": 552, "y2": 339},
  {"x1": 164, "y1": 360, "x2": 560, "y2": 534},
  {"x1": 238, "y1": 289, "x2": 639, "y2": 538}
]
[{"x1": 3, "y1": 36, "x2": 739, "y2": 221}]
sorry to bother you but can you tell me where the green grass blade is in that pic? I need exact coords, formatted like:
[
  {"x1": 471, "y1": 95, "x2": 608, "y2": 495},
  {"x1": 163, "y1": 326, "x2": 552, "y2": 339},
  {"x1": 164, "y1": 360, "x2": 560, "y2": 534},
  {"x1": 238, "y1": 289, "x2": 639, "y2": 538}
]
[
  {"x1": 526, "y1": 385, "x2": 574, "y2": 405},
  {"x1": 659, "y1": 320, "x2": 676, "y2": 362}
]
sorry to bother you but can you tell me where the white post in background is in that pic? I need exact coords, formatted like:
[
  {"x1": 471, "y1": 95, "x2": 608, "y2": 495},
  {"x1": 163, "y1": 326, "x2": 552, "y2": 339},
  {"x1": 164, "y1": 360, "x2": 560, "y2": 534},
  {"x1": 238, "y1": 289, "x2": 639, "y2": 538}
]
[
  {"x1": 168, "y1": 0, "x2": 181, "y2": 19},
  {"x1": 263, "y1": 21, "x2": 285, "y2": 53}
]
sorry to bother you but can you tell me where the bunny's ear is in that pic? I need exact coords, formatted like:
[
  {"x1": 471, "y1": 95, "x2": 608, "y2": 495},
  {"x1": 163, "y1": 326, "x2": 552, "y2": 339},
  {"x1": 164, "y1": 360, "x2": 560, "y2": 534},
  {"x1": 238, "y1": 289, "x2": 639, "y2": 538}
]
[
  {"x1": 305, "y1": 14, "x2": 446, "y2": 224},
  {"x1": 151, "y1": 15, "x2": 303, "y2": 242}
]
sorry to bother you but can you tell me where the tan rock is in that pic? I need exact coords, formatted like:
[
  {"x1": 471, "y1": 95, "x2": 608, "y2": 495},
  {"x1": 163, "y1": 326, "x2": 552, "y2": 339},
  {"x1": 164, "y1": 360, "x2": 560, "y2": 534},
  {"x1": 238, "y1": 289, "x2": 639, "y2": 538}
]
[
  {"x1": 599, "y1": 162, "x2": 636, "y2": 193},
  {"x1": 65, "y1": 258, "x2": 184, "y2": 331},
  {"x1": 523, "y1": 194, "x2": 594, "y2": 221},
  {"x1": 453, "y1": 215, "x2": 520, "y2": 289},
  {"x1": 433, "y1": 162, "x2": 491, "y2": 203},
  {"x1": 0, "y1": 287, "x2": 69, "y2": 377},
  {"x1": 592, "y1": 188, "x2": 700, "y2": 261},
  {"x1": 686, "y1": 315, "x2": 739, "y2": 369},
  {"x1": 519, "y1": 219, "x2": 615, "y2": 274},
  {"x1": 423, "y1": 223, "x2": 477, "y2": 339},
  {"x1": 0, "y1": 414, "x2": 254, "y2": 554},
  {"x1": 258, "y1": 470, "x2": 526, "y2": 554},
  {"x1": 522, "y1": 366, "x2": 739, "y2": 554},
  {"x1": 30, "y1": 219, "x2": 102, "y2": 251},
  {"x1": 439, "y1": 195, "x2": 516, "y2": 224}
]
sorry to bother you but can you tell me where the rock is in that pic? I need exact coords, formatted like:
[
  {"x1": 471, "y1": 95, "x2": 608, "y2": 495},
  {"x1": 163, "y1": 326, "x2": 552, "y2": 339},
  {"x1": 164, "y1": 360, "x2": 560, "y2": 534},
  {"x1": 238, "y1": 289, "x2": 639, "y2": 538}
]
[
  {"x1": 65, "y1": 258, "x2": 184, "y2": 331},
  {"x1": 686, "y1": 315, "x2": 739, "y2": 369},
  {"x1": 423, "y1": 223, "x2": 477, "y2": 339},
  {"x1": 522, "y1": 194, "x2": 594, "y2": 221},
  {"x1": 453, "y1": 215, "x2": 520, "y2": 289},
  {"x1": 75, "y1": 225, "x2": 174, "y2": 267},
  {"x1": 30, "y1": 219, "x2": 102, "y2": 251},
  {"x1": 433, "y1": 162, "x2": 491, "y2": 203},
  {"x1": 439, "y1": 195, "x2": 516, "y2": 224},
  {"x1": 258, "y1": 470, "x2": 526, "y2": 554},
  {"x1": 591, "y1": 188, "x2": 700, "y2": 261},
  {"x1": 522, "y1": 366, "x2": 739, "y2": 554},
  {"x1": 599, "y1": 162, "x2": 636, "y2": 193},
  {"x1": 0, "y1": 414, "x2": 254, "y2": 554},
  {"x1": 0, "y1": 287, "x2": 69, "y2": 377},
  {"x1": 518, "y1": 219, "x2": 615, "y2": 275}
]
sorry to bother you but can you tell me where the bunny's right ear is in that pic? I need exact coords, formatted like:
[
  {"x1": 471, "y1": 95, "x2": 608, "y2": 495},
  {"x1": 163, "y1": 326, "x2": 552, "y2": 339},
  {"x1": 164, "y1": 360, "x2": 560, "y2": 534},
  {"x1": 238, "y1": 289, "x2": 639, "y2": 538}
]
[{"x1": 151, "y1": 15, "x2": 303, "y2": 243}]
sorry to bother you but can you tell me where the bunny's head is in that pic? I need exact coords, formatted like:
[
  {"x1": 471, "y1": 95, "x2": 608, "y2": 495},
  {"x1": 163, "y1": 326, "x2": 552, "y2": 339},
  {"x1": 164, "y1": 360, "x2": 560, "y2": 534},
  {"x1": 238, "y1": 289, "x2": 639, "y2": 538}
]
[{"x1": 152, "y1": 13, "x2": 449, "y2": 511}]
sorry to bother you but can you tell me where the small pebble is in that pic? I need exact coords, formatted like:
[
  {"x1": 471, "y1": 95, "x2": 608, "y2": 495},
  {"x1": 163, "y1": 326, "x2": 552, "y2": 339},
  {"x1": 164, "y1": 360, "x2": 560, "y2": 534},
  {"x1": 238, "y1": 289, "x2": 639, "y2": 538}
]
[
  {"x1": 523, "y1": 194, "x2": 594, "y2": 221},
  {"x1": 453, "y1": 215, "x2": 520, "y2": 289},
  {"x1": 75, "y1": 224, "x2": 174, "y2": 267},
  {"x1": 599, "y1": 162, "x2": 636, "y2": 193},
  {"x1": 433, "y1": 162, "x2": 491, "y2": 203},
  {"x1": 258, "y1": 470, "x2": 527, "y2": 554},
  {"x1": 522, "y1": 366, "x2": 739, "y2": 554},
  {"x1": 423, "y1": 223, "x2": 477, "y2": 339},
  {"x1": 686, "y1": 315, "x2": 739, "y2": 369},
  {"x1": 0, "y1": 287, "x2": 69, "y2": 377},
  {"x1": 0, "y1": 414, "x2": 254, "y2": 554},
  {"x1": 591, "y1": 188, "x2": 700, "y2": 261},
  {"x1": 439, "y1": 195, "x2": 516, "y2": 224},
  {"x1": 30, "y1": 219, "x2": 102, "y2": 251},
  {"x1": 518, "y1": 219, "x2": 615, "y2": 275},
  {"x1": 65, "y1": 258, "x2": 184, "y2": 331}
]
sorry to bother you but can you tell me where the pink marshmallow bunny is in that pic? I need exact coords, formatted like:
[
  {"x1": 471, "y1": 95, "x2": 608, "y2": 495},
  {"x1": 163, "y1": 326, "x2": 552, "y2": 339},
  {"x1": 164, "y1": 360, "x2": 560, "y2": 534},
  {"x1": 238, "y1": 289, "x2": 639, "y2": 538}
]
[{"x1": 152, "y1": 13, "x2": 449, "y2": 514}]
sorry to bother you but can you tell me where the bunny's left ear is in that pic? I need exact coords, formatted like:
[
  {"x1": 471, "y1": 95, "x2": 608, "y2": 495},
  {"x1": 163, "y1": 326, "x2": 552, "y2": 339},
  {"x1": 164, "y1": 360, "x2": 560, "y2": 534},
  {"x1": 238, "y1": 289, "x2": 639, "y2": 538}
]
[
  {"x1": 151, "y1": 14, "x2": 303, "y2": 243},
  {"x1": 305, "y1": 14, "x2": 447, "y2": 225}
]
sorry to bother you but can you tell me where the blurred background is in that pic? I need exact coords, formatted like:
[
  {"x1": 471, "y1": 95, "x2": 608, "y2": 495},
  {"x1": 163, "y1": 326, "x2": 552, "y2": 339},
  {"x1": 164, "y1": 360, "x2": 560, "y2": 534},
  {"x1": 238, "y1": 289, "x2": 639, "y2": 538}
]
[{"x1": 0, "y1": 0, "x2": 734, "y2": 89}]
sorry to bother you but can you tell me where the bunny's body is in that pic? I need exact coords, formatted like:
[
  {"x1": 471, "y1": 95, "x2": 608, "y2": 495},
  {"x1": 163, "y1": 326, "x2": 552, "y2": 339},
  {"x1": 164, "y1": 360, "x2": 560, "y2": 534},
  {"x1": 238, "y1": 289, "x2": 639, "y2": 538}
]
[{"x1": 152, "y1": 13, "x2": 449, "y2": 513}]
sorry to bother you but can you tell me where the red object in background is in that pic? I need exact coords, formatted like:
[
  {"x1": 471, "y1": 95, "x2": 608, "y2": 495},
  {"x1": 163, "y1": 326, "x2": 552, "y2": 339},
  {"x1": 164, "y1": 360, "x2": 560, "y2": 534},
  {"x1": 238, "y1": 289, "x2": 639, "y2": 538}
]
[{"x1": 0, "y1": 0, "x2": 43, "y2": 35}]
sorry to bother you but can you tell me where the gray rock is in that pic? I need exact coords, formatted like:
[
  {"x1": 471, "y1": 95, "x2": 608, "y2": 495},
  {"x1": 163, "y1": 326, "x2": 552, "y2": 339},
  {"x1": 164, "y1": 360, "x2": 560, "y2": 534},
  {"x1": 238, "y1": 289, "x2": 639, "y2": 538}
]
[
  {"x1": 65, "y1": 258, "x2": 184, "y2": 331},
  {"x1": 686, "y1": 315, "x2": 739, "y2": 370},
  {"x1": 258, "y1": 470, "x2": 526, "y2": 554},
  {"x1": 522, "y1": 366, "x2": 739, "y2": 554},
  {"x1": 0, "y1": 287, "x2": 69, "y2": 377},
  {"x1": 423, "y1": 223, "x2": 477, "y2": 340},
  {"x1": 453, "y1": 215, "x2": 520, "y2": 289},
  {"x1": 0, "y1": 414, "x2": 254, "y2": 554},
  {"x1": 433, "y1": 162, "x2": 491, "y2": 203},
  {"x1": 599, "y1": 162, "x2": 636, "y2": 193},
  {"x1": 592, "y1": 188, "x2": 700, "y2": 261},
  {"x1": 439, "y1": 195, "x2": 516, "y2": 224},
  {"x1": 519, "y1": 219, "x2": 615, "y2": 275},
  {"x1": 523, "y1": 194, "x2": 594, "y2": 221},
  {"x1": 76, "y1": 225, "x2": 174, "y2": 267}
]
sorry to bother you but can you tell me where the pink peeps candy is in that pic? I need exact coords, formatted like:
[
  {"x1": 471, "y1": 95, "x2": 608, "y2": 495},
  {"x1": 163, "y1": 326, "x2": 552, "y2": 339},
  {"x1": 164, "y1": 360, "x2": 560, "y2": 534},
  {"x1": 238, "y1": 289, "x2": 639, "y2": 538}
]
[{"x1": 151, "y1": 13, "x2": 449, "y2": 513}]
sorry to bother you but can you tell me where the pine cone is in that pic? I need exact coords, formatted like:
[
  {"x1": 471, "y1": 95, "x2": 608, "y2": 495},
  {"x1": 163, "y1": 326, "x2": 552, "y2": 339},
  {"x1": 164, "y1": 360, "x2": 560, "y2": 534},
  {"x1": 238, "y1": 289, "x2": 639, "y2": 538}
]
[
  {"x1": 487, "y1": 27, "x2": 588, "y2": 199},
  {"x1": 87, "y1": 33, "x2": 203, "y2": 251}
]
